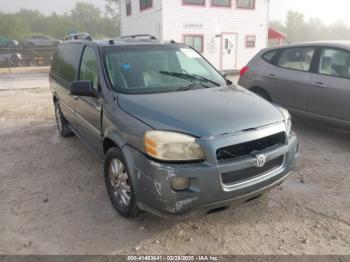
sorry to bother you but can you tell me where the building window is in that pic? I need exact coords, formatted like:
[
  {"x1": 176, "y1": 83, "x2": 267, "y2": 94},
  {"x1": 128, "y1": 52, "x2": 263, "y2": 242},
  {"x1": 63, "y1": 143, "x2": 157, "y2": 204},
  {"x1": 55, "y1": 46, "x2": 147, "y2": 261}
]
[
  {"x1": 245, "y1": 35, "x2": 256, "y2": 48},
  {"x1": 184, "y1": 35, "x2": 204, "y2": 53},
  {"x1": 126, "y1": 0, "x2": 132, "y2": 15},
  {"x1": 211, "y1": 0, "x2": 231, "y2": 7},
  {"x1": 237, "y1": 0, "x2": 255, "y2": 9},
  {"x1": 140, "y1": 0, "x2": 152, "y2": 11},
  {"x1": 183, "y1": 0, "x2": 206, "y2": 6}
]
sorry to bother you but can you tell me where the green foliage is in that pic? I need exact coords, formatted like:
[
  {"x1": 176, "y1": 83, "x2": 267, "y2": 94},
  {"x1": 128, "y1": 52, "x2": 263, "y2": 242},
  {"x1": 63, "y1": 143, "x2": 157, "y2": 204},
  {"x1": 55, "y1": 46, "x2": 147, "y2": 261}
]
[
  {"x1": 271, "y1": 11, "x2": 350, "y2": 43},
  {"x1": 0, "y1": 2, "x2": 119, "y2": 41}
]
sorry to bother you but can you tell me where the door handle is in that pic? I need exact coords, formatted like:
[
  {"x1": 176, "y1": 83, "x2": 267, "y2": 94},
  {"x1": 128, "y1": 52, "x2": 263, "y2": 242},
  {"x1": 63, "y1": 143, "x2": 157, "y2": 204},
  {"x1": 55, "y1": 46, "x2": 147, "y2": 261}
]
[
  {"x1": 265, "y1": 73, "x2": 278, "y2": 79},
  {"x1": 312, "y1": 82, "x2": 327, "y2": 88}
]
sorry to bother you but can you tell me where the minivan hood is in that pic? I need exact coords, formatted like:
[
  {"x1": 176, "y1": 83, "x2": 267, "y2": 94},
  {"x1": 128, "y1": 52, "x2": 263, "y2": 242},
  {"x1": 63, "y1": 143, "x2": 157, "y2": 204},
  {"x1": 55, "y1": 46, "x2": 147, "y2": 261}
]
[{"x1": 118, "y1": 86, "x2": 284, "y2": 138}]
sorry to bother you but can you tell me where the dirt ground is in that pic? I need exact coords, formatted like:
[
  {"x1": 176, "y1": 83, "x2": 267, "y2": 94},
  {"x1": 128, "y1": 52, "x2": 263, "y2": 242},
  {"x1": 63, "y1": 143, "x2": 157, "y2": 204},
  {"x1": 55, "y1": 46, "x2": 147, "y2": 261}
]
[{"x1": 0, "y1": 76, "x2": 349, "y2": 255}]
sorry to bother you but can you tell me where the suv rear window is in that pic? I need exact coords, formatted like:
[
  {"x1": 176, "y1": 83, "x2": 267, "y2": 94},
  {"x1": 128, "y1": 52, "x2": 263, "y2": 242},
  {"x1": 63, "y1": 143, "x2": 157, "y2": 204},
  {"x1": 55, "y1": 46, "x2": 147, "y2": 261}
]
[{"x1": 58, "y1": 43, "x2": 83, "y2": 83}]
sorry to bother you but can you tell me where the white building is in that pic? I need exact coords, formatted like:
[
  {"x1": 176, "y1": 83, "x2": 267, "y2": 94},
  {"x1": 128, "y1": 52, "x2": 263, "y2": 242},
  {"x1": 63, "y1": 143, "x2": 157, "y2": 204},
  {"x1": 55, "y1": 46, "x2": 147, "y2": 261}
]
[{"x1": 120, "y1": 0, "x2": 270, "y2": 71}]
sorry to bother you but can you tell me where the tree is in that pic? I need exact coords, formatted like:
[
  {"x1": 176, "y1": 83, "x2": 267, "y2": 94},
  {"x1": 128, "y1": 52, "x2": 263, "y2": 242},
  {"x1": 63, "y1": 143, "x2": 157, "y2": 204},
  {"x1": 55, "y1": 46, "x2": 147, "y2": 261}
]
[{"x1": 0, "y1": 2, "x2": 120, "y2": 41}]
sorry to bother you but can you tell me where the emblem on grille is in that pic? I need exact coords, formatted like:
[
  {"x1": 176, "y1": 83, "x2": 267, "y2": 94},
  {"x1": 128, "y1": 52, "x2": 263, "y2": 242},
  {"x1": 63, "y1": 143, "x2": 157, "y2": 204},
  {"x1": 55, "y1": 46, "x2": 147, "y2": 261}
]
[{"x1": 256, "y1": 154, "x2": 266, "y2": 168}]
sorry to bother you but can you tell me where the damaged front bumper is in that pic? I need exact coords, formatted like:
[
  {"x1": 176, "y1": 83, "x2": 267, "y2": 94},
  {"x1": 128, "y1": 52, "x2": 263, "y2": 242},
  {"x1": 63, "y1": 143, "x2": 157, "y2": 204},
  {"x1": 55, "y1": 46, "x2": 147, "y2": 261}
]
[{"x1": 122, "y1": 125, "x2": 298, "y2": 218}]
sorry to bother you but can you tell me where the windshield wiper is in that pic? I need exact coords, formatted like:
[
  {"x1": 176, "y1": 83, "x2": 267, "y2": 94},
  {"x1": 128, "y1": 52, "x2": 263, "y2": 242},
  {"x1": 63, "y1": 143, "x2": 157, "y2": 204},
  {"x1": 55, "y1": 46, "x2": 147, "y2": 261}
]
[
  {"x1": 176, "y1": 82, "x2": 211, "y2": 92},
  {"x1": 159, "y1": 71, "x2": 221, "y2": 87}
]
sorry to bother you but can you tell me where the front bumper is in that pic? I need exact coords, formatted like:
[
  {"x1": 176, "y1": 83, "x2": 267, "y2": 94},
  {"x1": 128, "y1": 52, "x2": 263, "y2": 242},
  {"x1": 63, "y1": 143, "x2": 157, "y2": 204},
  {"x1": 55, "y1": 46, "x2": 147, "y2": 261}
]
[{"x1": 122, "y1": 123, "x2": 298, "y2": 218}]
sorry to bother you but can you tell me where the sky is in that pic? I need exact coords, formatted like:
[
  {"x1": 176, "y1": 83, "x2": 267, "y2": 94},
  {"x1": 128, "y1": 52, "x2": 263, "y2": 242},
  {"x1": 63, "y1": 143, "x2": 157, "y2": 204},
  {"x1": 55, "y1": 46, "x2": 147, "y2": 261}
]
[{"x1": 1, "y1": 0, "x2": 350, "y2": 25}]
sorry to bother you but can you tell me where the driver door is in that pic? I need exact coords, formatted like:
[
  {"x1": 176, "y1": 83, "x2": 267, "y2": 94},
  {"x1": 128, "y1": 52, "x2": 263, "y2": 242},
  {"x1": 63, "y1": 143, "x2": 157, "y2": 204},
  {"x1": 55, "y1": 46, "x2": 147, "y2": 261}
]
[{"x1": 75, "y1": 46, "x2": 102, "y2": 154}]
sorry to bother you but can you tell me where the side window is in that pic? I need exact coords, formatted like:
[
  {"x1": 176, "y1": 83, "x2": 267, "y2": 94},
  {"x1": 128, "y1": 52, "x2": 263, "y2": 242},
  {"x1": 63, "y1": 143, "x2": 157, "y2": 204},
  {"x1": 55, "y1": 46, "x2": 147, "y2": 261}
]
[
  {"x1": 277, "y1": 47, "x2": 315, "y2": 72},
  {"x1": 319, "y1": 48, "x2": 350, "y2": 78},
  {"x1": 50, "y1": 45, "x2": 64, "y2": 77},
  {"x1": 58, "y1": 43, "x2": 83, "y2": 83},
  {"x1": 79, "y1": 46, "x2": 99, "y2": 90},
  {"x1": 262, "y1": 50, "x2": 277, "y2": 63}
]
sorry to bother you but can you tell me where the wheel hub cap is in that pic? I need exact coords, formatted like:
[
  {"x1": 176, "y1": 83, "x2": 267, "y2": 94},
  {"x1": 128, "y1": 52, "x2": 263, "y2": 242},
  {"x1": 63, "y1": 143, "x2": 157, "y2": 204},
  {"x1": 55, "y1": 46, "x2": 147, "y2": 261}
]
[{"x1": 109, "y1": 159, "x2": 131, "y2": 207}]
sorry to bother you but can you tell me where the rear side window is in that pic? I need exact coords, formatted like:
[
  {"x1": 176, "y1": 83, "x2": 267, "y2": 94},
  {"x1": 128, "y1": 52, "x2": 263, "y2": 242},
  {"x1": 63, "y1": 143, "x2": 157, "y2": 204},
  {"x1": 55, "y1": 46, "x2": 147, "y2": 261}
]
[
  {"x1": 58, "y1": 43, "x2": 83, "y2": 83},
  {"x1": 277, "y1": 47, "x2": 315, "y2": 72},
  {"x1": 50, "y1": 45, "x2": 64, "y2": 78},
  {"x1": 262, "y1": 50, "x2": 277, "y2": 63},
  {"x1": 319, "y1": 48, "x2": 350, "y2": 78}
]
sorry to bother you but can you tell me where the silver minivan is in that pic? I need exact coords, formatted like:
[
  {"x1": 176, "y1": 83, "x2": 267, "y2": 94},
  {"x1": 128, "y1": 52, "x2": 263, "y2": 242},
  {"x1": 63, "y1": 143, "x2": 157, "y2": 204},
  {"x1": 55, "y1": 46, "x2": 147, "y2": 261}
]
[{"x1": 239, "y1": 41, "x2": 350, "y2": 128}]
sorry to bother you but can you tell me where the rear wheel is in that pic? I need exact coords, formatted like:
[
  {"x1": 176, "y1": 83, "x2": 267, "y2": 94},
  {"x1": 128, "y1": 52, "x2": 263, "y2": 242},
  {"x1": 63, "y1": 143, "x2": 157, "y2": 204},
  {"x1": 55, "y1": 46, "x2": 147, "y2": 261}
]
[
  {"x1": 105, "y1": 148, "x2": 140, "y2": 218},
  {"x1": 54, "y1": 102, "x2": 73, "y2": 137}
]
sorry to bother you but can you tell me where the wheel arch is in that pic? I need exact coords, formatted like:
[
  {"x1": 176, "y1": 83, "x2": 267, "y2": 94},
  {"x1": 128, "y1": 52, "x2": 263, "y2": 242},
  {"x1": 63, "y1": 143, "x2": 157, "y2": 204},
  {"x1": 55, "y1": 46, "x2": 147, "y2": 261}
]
[{"x1": 102, "y1": 134, "x2": 126, "y2": 155}]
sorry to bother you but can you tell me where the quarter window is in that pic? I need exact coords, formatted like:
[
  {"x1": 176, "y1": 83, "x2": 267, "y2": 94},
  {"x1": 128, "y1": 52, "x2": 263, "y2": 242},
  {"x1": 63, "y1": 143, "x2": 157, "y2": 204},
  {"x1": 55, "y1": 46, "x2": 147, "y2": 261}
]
[
  {"x1": 140, "y1": 0, "x2": 152, "y2": 10},
  {"x1": 262, "y1": 50, "x2": 277, "y2": 63},
  {"x1": 211, "y1": 0, "x2": 231, "y2": 7},
  {"x1": 126, "y1": 0, "x2": 132, "y2": 15},
  {"x1": 318, "y1": 48, "x2": 350, "y2": 78},
  {"x1": 183, "y1": 0, "x2": 205, "y2": 5},
  {"x1": 277, "y1": 47, "x2": 315, "y2": 72},
  {"x1": 246, "y1": 35, "x2": 256, "y2": 48},
  {"x1": 79, "y1": 47, "x2": 99, "y2": 90},
  {"x1": 184, "y1": 35, "x2": 203, "y2": 53},
  {"x1": 236, "y1": 0, "x2": 254, "y2": 9}
]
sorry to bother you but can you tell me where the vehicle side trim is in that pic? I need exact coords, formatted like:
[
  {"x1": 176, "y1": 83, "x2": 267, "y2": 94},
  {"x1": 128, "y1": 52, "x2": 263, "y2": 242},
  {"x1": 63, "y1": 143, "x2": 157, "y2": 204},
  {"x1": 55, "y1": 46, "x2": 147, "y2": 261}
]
[{"x1": 75, "y1": 111, "x2": 101, "y2": 137}]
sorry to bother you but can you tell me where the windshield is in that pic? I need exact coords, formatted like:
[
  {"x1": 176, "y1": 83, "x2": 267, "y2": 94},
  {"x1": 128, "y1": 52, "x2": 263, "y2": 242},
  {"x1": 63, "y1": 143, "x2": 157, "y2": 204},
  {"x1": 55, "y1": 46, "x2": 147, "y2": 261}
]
[{"x1": 103, "y1": 45, "x2": 226, "y2": 94}]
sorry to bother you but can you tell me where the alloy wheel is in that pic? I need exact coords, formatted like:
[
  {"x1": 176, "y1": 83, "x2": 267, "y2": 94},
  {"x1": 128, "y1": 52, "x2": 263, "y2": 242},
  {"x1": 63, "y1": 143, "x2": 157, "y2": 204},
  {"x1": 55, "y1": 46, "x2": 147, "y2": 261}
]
[{"x1": 109, "y1": 159, "x2": 131, "y2": 207}]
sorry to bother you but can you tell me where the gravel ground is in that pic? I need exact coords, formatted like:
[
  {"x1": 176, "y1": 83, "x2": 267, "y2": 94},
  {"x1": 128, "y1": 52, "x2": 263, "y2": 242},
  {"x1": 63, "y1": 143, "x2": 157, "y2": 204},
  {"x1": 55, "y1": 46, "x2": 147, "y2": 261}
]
[{"x1": 0, "y1": 78, "x2": 349, "y2": 255}]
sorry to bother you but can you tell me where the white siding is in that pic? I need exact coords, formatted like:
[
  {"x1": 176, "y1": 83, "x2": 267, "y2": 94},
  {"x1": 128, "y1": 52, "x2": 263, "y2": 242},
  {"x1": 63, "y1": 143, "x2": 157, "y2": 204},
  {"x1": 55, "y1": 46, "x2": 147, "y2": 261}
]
[
  {"x1": 120, "y1": 0, "x2": 163, "y2": 39},
  {"x1": 162, "y1": 0, "x2": 269, "y2": 70},
  {"x1": 120, "y1": 0, "x2": 269, "y2": 70}
]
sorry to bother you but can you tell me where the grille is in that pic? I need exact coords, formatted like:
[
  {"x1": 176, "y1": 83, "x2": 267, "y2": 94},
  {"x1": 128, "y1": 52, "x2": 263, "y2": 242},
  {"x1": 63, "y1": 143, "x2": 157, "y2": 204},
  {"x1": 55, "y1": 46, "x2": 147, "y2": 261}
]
[
  {"x1": 217, "y1": 132, "x2": 285, "y2": 161},
  {"x1": 221, "y1": 155, "x2": 284, "y2": 185}
]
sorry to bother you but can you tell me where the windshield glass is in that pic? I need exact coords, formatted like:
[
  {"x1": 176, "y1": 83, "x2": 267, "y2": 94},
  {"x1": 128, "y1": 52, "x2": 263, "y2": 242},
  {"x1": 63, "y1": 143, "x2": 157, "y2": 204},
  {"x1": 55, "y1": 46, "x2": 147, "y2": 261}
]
[{"x1": 103, "y1": 45, "x2": 226, "y2": 94}]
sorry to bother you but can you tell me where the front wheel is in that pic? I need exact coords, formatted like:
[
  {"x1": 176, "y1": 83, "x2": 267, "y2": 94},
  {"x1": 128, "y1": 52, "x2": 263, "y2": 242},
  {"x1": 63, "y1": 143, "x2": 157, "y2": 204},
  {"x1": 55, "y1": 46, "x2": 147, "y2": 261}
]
[
  {"x1": 54, "y1": 102, "x2": 73, "y2": 137},
  {"x1": 104, "y1": 148, "x2": 140, "y2": 218}
]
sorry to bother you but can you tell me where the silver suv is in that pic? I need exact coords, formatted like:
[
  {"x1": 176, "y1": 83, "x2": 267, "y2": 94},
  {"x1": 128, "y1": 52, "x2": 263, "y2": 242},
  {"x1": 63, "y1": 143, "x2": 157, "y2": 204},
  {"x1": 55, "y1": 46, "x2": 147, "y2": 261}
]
[{"x1": 239, "y1": 41, "x2": 350, "y2": 129}]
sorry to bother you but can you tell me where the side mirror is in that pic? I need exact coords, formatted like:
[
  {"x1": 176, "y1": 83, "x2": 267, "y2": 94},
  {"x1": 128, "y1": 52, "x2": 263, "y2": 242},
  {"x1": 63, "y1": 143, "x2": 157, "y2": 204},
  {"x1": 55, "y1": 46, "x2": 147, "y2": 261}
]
[
  {"x1": 220, "y1": 70, "x2": 233, "y2": 86},
  {"x1": 70, "y1": 80, "x2": 96, "y2": 97}
]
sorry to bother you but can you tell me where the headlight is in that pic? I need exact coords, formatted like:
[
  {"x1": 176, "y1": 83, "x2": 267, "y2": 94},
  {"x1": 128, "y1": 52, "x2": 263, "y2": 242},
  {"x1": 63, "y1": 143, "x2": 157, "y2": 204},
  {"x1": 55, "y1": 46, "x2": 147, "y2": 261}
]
[
  {"x1": 144, "y1": 131, "x2": 205, "y2": 161},
  {"x1": 278, "y1": 107, "x2": 292, "y2": 137}
]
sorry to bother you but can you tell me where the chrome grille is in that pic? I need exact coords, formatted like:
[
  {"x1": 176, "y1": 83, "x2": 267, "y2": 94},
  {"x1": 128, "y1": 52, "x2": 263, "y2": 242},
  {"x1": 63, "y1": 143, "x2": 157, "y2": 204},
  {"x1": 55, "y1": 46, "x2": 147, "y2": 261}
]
[{"x1": 221, "y1": 155, "x2": 284, "y2": 185}]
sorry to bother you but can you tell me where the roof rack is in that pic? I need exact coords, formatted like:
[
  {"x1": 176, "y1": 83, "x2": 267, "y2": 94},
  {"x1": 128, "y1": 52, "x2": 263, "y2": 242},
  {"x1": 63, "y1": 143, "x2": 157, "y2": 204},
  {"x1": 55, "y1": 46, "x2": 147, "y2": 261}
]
[
  {"x1": 64, "y1": 33, "x2": 92, "y2": 41},
  {"x1": 120, "y1": 34, "x2": 157, "y2": 40}
]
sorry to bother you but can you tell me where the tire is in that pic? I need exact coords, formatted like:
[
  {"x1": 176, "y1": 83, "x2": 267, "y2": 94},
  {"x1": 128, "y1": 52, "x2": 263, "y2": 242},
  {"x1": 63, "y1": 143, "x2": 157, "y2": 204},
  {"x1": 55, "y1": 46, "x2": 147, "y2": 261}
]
[
  {"x1": 104, "y1": 148, "x2": 140, "y2": 218},
  {"x1": 54, "y1": 102, "x2": 73, "y2": 137}
]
